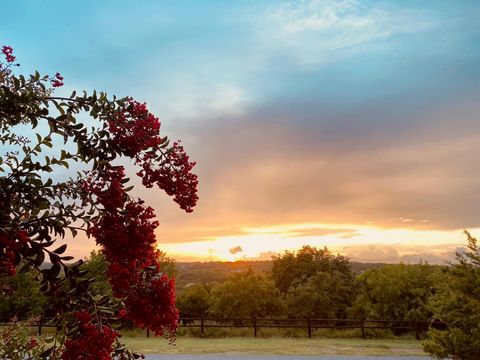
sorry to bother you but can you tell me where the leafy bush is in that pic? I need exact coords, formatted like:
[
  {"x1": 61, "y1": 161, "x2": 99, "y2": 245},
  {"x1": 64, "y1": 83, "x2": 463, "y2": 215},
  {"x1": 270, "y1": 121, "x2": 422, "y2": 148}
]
[{"x1": 0, "y1": 318, "x2": 58, "y2": 360}]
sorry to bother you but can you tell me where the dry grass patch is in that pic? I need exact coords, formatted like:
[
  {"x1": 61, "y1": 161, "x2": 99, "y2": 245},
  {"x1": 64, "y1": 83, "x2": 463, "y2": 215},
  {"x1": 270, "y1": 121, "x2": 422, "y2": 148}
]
[{"x1": 121, "y1": 337, "x2": 427, "y2": 356}]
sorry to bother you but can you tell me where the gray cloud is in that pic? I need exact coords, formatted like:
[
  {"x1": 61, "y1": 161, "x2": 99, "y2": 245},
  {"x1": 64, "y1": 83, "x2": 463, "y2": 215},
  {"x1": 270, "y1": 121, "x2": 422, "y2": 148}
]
[
  {"x1": 287, "y1": 227, "x2": 359, "y2": 238},
  {"x1": 229, "y1": 246, "x2": 243, "y2": 255},
  {"x1": 192, "y1": 94, "x2": 479, "y2": 223},
  {"x1": 244, "y1": 251, "x2": 280, "y2": 261},
  {"x1": 341, "y1": 243, "x2": 460, "y2": 265},
  {"x1": 148, "y1": 91, "x2": 480, "y2": 246}
]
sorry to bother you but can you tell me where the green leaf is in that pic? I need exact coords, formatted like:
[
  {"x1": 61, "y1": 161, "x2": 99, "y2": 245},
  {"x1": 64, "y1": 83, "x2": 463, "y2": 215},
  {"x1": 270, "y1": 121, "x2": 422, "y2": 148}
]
[
  {"x1": 34, "y1": 250, "x2": 45, "y2": 267},
  {"x1": 53, "y1": 244, "x2": 67, "y2": 254},
  {"x1": 47, "y1": 263, "x2": 61, "y2": 280}
]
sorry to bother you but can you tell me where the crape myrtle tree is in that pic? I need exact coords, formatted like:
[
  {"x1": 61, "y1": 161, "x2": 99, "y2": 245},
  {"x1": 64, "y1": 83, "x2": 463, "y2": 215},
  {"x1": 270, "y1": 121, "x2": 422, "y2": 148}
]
[
  {"x1": 80, "y1": 250, "x2": 177, "y2": 299},
  {"x1": 0, "y1": 46, "x2": 198, "y2": 359}
]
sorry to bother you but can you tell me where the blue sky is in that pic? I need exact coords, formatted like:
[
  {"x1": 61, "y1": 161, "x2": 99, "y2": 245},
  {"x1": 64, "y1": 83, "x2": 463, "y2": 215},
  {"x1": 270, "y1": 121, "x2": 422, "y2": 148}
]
[{"x1": 2, "y1": 1, "x2": 480, "y2": 262}]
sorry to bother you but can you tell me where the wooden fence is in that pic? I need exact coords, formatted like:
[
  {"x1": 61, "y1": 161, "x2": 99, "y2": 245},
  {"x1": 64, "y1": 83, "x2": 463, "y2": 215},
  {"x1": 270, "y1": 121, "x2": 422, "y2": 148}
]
[
  {"x1": 177, "y1": 317, "x2": 440, "y2": 340},
  {"x1": 2, "y1": 317, "x2": 446, "y2": 340}
]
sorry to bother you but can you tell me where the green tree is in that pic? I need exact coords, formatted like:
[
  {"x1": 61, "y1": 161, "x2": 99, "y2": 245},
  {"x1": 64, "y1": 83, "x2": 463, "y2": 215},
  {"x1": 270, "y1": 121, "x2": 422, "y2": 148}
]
[
  {"x1": 271, "y1": 246, "x2": 357, "y2": 318},
  {"x1": 423, "y1": 232, "x2": 480, "y2": 359},
  {"x1": 176, "y1": 284, "x2": 213, "y2": 319},
  {"x1": 285, "y1": 270, "x2": 357, "y2": 319},
  {"x1": 271, "y1": 245, "x2": 354, "y2": 295},
  {"x1": 0, "y1": 269, "x2": 47, "y2": 320},
  {"x1": 210, "y1": 270, "x2": 283, "y2": 319},
  {"x1": 80, "y1": 251, "x2": 112, "y2": 297},
  {"x1": 349, "y1": 263, "x2": 439, "y2": 322}
]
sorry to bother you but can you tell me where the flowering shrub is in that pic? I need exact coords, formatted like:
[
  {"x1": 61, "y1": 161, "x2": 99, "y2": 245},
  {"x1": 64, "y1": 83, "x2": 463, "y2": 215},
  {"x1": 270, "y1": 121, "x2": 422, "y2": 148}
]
[
  {"x1": 0, "y1": 46, "x2": 198, "y2": 358},
  {"x1": 0, "y1": 317, "x2": 58, "y2": 360}
]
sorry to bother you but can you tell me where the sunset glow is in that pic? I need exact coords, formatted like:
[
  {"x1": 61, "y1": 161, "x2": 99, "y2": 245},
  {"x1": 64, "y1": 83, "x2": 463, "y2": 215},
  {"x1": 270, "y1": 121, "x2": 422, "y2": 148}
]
[{"x1": 158, "y1": 223, "x2": 473, "y2": 263}]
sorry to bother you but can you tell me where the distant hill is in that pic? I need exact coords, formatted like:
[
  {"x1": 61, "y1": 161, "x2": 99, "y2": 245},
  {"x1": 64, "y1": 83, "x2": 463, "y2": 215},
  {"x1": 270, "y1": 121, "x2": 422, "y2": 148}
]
[
  {"x1": 175, "y1": 260, "x2": 384, "y2": 291},
  {"x1": 175, "y1": 261, "x2": 271, "y2": 290}
]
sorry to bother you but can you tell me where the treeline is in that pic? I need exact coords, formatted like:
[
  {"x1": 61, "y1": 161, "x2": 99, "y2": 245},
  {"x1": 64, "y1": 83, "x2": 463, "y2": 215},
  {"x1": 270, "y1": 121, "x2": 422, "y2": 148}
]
[
  {"x1": 175, "y1": 259, "x2": 383, "y2": 290},
  {"x1": 177, "y1": 246, "x2": 441, "y2": 322},
  {"x1": 0, "y1": 246, "x2": 451, "y2": 323}
]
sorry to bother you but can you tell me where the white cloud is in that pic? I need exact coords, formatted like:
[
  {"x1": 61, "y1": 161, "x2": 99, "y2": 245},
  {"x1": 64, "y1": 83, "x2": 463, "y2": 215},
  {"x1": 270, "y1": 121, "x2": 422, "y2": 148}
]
[
  {"x1": 257, "y1": 0, "x2": 437, "y2": 66},
  {"x1": 156, "y1": 82, "x2": 250, "y2": 122}
]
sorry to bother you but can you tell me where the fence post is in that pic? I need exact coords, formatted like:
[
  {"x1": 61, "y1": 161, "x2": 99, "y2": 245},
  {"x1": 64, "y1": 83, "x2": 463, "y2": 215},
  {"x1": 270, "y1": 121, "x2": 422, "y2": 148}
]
[
  {"x1": 415, "y1": 321, "x2": 420, "y2": 340},
  {"x1": 253, "y1": 316, "x2": 257, "y2": 338},
  {"x1": 38, "y1": 315, "x2": 44, "y2": 336},
  {"x1": 307, "y1": 319, "x2": 312, "y2": 338},
  {"x1": 361, "y1": 320, "x2": 366, "y2": 339},
  {"x1": 200, "y1": 317, "x2": 204, "y2": 335},
  {"x1": 146, "y1": 328, "x2": 150, "y2": 338}
]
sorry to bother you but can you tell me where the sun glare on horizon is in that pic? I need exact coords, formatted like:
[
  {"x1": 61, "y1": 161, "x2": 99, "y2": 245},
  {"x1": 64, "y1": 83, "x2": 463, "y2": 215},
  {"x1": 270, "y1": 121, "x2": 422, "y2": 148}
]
[{"x1": 158, "y1": 222, "x2": 472, "y2": 264}]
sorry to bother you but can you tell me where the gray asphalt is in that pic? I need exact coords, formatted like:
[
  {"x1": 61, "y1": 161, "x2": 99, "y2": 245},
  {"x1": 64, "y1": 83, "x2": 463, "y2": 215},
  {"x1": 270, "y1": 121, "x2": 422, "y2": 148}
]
[{"x1": 145, "y1": 356, "x2": 429, "y2": 360}]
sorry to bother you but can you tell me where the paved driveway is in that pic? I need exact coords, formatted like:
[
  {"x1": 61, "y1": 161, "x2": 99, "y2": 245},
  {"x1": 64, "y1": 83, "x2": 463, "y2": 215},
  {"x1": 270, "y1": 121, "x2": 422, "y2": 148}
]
[{"x1": 145, "y1": 356, "x2": 429, "y2": 360}]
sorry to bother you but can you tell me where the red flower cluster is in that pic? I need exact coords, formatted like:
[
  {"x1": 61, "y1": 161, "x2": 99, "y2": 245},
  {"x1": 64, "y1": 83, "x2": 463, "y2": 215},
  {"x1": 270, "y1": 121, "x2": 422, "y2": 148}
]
[
  {"x1": 27, "y1": 336, "x2": 38, "y2": 350},
  {"x1": 0, "y1": 230, "x2": 29, "y2": 276},
  {"x1": 108, "y1": 100, "x2": 162, "y2": 157},
  {"x1": 123, "y1": 269, "x2": 178, "y2": 335},
  {"x1": 90, "y1": 200, "x2": 158, "y2": 276},
  {"x1": 61, "y1": 311, "x2": 118, "y2": 360},
  {"x1": 107, "y1": 100, "x2": 198, "y2": 212},
  {"x1": 137, "y1": 141, "x2": 198, "y2": 212},
  {"x1": 88, "y1": 100, "x2": 198, "y2": 335},
  {"x1": 85, "y1": 166, "x2": 179, "y2": 336},
  {"x1": 1, "y1": 46, "x2": 15, "y2": 63},
  {"x1": 83, "y1": 167, "x2": 126, "y2": 211},
  {"x1": 51, "y1": 72, "x2": 64, "y2": 87},
  {"x1": 0, "y1": 246, "x2": 16, "y2": 276}
]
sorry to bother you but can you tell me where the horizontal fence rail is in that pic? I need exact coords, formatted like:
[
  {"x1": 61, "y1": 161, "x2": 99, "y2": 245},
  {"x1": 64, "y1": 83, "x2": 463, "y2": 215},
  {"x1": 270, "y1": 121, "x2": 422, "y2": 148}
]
[
  {"x1": 0, "y1": 317, "x2": 446, "y2": 340},
  {"x1": 178, "y1": 317, "x2": 446, "y2": 339}
]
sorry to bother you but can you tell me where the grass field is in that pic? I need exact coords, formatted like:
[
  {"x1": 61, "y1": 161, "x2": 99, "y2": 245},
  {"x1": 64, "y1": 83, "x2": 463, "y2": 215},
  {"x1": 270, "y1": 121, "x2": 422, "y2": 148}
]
[
  {"x1": 0, "y1": 325, "x2": 428, "y2": 356},
  {"x1": 121, "y1": 337, "x2": 428, "y2": 356}
]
